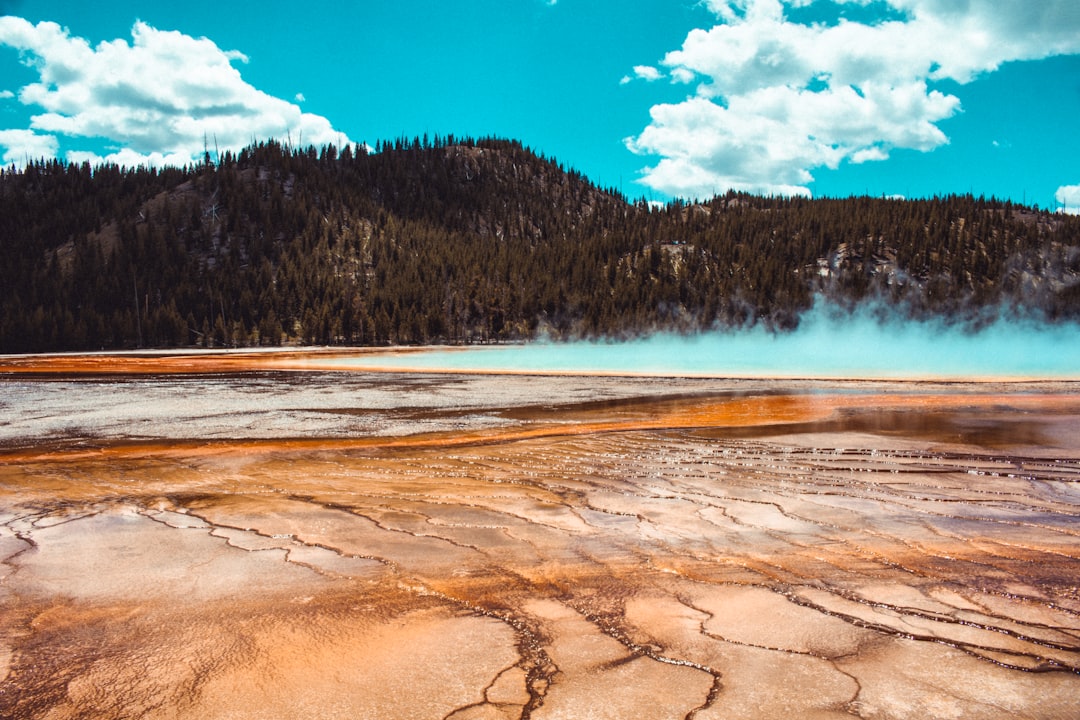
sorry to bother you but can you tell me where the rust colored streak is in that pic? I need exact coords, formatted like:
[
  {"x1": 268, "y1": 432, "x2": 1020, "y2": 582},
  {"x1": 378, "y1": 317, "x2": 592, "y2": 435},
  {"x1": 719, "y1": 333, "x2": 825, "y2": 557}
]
[
  {"x1": 3, "y1": 391, "x2": 1080, "y2": 465},
  {"x1": 0, "y1": 401, "x2": 825, "y2": 464},
  {"x1": 6, "y1": 349, "x2": 1080, "y2": 384},
  {"x1": 0, "y1": 348, "x2": 449, "y2": 376},
  {"x1": 0, "y1": 392, "x2": 1072, "y2": 469}
]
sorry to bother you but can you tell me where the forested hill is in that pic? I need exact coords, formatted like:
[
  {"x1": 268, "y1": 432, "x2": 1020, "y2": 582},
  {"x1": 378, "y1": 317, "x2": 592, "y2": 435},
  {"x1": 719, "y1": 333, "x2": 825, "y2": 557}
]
[{"x1": 2, "y1": 135, "x2": 1079, "y2": 353}]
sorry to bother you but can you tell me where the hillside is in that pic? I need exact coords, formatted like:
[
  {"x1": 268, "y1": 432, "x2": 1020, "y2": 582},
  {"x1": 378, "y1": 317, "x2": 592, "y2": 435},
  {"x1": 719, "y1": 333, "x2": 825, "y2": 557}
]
[{"x1": 1, "y1": 136, "x2": 1079, "y2": 353}]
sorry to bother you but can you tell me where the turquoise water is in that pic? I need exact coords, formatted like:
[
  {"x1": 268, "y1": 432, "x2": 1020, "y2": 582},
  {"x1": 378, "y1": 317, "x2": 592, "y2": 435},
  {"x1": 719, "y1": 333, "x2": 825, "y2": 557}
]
[{"x1": 345, "y1": 307, "x2": 1080, "y2": 379}]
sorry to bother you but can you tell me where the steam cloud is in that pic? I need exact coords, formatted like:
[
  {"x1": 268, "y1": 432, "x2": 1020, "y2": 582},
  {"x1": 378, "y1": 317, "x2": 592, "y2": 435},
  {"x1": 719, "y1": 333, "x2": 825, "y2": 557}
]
[{"x1": 351, "y1": 303, "x2": 1080, "y2": 380}]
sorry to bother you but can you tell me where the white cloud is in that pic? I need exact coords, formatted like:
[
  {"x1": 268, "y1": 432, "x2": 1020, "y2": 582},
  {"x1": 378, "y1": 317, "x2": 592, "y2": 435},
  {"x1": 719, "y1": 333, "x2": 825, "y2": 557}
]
[
  {"x1": 1056, "y1": 184, "x2": 1080, "y2": 215},
  {"x1": 0, "y1": 89, "x2": 13, "y2": 99},
  {"x1": 0, "y1": 17, "x2": 350, "y2": 168},
  {"x1": 622, "y1": 66, "x2": 665, "y2": 85},
  {"x1": 0, "y1": 128, "x2": 58, "y2": 166},
  {"x1": 627, "y1": 0, "x2": 1080, "y2": 198},
  {"x1": 632, "y1": 65, "x2": 663, "y2": 82}
]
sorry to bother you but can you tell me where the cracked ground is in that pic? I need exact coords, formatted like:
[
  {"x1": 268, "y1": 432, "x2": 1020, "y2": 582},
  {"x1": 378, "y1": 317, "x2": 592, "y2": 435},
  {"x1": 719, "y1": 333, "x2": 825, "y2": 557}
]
[{"x1": 1, "y1": 355, "x2": 1079, "y2": 719}]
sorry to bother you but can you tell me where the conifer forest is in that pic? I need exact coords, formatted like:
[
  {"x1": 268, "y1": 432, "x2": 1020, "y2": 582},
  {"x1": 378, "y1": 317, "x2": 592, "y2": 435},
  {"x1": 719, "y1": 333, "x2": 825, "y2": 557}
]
[{"x1": 2, "y1": 136, "x2": 1078, "y2": 353}]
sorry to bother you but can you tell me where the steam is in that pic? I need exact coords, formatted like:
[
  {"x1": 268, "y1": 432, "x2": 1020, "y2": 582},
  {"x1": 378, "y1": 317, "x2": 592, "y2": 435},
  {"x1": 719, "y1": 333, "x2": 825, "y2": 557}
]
[{"x1": 351, "y1": 304, "x2": 1080, "y2": 380}]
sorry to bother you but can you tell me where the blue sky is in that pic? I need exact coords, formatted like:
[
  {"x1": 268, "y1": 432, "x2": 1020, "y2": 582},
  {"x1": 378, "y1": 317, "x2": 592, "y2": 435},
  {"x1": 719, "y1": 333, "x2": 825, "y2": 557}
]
[{"x1": 2, "y1": 0, "x2": 1079, "y2": 210}]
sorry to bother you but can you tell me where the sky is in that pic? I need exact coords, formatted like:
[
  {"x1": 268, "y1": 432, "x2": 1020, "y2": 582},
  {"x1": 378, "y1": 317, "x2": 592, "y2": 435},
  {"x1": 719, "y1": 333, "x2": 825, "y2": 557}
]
[{"x1": 1, "y1": 0, "x2": 1079, "y2": 211}]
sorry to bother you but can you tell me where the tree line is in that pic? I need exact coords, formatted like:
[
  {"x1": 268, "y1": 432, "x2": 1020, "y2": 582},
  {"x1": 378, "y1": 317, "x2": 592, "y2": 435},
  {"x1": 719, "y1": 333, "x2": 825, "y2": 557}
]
[{"x1": 1, "y1": 135, "x2": 1078, "y2": 353}]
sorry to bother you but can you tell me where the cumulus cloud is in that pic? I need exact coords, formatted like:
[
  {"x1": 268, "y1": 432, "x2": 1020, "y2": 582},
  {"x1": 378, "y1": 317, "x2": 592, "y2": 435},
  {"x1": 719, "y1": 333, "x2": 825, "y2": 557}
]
[
  {"x1": 633, "y1": 65, "x2": 663, "y2": 82},
  {"x1": 626, "y1": 0, "x2": 1080, "y2": 198},
  {"x1": 0, "y1": 127, "x2": 57, "y2": 166},
  {"x1": 1057, "y1": 185, "x2": 1080, "y2": 215},
  {"x1": 0, "y1": 89, "x2": 13, "y2": 99},
  {"x1": 621, "y1": 65, "x2": 665, "y2": 85},
  {"x1": 0, "y1": 16, "x2": 350, "y2": 168}
]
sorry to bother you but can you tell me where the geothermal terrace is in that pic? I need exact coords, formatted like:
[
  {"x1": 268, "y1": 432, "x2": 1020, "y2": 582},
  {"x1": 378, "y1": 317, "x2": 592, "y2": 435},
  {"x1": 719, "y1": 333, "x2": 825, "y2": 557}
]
[{"x1": 1, "y1": 350, "x2": 1079, "y2": 719}]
